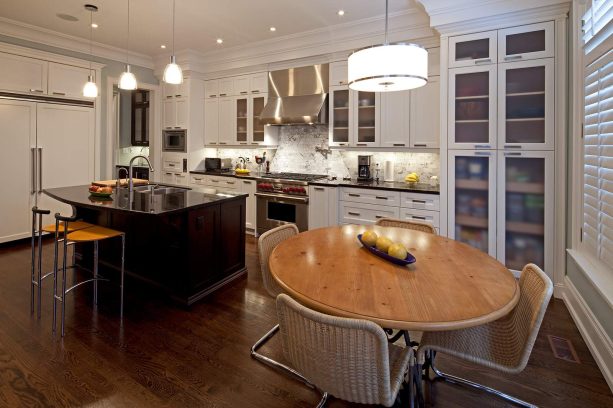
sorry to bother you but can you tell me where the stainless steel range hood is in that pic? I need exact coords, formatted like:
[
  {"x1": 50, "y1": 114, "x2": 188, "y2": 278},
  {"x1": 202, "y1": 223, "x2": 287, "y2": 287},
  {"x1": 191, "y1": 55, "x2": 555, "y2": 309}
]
[{"x1": 260, "y1": 64, "x2": 329, "y2": 125}]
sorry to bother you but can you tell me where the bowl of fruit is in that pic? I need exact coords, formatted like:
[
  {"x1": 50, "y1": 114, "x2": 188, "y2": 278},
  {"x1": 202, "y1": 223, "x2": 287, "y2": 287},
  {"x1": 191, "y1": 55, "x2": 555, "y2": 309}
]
[
  {"x1": 88, "y1": 184, "x2": 113, "y2": 198},
  {"x1": 357, "y1": 230, "x2": 416, "y2": 266}
]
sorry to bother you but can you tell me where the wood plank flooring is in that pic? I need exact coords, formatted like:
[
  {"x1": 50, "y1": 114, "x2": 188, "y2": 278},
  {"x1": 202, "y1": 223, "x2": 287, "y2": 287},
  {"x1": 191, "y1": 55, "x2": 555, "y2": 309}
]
[{"x1": 0, "y1": 236, "x2": 611, "y2": 407}]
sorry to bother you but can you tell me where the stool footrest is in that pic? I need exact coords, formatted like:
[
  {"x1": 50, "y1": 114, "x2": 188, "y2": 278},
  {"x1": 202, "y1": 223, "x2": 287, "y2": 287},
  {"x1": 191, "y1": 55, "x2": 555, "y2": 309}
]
[{"x1": 64, "y1": 277, "x2": 108, "y2": 295}]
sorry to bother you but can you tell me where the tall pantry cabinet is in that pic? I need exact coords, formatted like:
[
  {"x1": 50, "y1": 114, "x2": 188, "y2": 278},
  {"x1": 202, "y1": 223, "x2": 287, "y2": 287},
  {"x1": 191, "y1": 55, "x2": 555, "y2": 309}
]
[{"x1": 444, "y1": 20, "x2": 559, "y2": 279}]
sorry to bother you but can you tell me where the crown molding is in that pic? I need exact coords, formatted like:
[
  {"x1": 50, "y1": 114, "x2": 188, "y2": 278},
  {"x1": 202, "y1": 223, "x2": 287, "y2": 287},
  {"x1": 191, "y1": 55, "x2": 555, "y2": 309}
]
[
  {"x1": 418, "y1": 0, "x2": 571, "y2": 35},
  {"x1": 0, "y1": 16, "x2": 154, "y2": 69},
  {"x1": 153, "y1": 9, "x2": 438, "y2": 77}
]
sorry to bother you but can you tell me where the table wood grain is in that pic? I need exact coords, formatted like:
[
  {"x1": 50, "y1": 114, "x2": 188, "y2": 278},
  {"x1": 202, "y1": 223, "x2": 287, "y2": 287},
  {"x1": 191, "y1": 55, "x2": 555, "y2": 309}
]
[{"x1": 269, "y1": 225, "x2": 520, "y2": 331}]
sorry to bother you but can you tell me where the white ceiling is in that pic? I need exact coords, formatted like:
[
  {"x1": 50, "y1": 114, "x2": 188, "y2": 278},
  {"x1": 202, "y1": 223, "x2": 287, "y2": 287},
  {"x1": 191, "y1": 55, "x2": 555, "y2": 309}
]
[{"x1": 0, "y1": 0, "x2": 421, "y2": 58}]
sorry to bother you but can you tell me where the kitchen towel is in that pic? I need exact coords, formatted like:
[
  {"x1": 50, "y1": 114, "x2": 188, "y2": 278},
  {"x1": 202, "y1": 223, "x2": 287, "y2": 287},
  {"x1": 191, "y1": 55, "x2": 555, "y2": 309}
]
[{"x1": 384, "y1": 160, "x2": 394, "y2": 182}]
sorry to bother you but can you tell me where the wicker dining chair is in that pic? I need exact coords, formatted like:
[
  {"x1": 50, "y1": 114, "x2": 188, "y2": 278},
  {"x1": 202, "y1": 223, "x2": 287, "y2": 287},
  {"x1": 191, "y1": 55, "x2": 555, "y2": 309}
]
[
  {"x1": 375, "y1": 218, "x2": 437, "y2": 234},
  {"x1": 416, "y1": 264, "x2": 553, "y2": 408},
  {"x1": 250, "y1": 224, "x2": 311, "y2": 385},
  {"x1": 276, "y1": 293, "x2": 415, "y2": 407}
]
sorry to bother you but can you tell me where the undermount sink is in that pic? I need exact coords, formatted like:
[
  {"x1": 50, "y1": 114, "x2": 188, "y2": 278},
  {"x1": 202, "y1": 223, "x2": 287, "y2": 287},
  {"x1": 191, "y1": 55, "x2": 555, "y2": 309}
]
[{"x1": 133, "y1": 185, "x2": 189, "y2": 195}]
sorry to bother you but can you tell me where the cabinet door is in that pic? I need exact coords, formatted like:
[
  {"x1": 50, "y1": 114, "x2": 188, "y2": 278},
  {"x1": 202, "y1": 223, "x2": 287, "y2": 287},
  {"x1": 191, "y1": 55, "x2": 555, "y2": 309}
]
[
  {"x1": 163, "y1": 99, "x2": 176, "y2": 129},
  {"x1": 174, "y1": 172, "x2": 188, "y2": 186},
  {"x1": 234, "y1": 75, "x2": 250, "y2": 96},
  {"x1": 449, "y1": 31, "x2": 497, "y2": 68},
  {"x1": 218, "y1": 78, "x2": 234, "y2": 97},
  {"x1": 235, "y1": 96, "x2": 249, "y2": 145},
  {"x1": 204, "y1": 98, "x2": 219, "y2": 145},
  {"x1": 410, "y1": 76, "x2": 440, "y2": 148},
  {"x1": 448, "y1": 65, "x2": 497, "y2": 149},
  {"x1": 250, "y1": 72, "x2": 268, "y2": 94},
  {"x1": 250, "y1": 94, "x2": 267, "y2": 144},
  {"x1": 0, "y1": 53, "x2": 47, "y2": 94},
  {"x1": 498, "y1": 58, "x2": 554, "y2": 150},
  {"x1": 380, "y1": 90, "x2": 410, "y2": 148},
  {"x1": 240, "y1": 178, "x2": 256, "y2": 230},
  {"x1": 498, "y1": 21, "x2": 554, "y2": 62},
  {"x1": 0, "y1": 100, "x2": 36, "y2": 243},
  {"x1": 163, "y1": 82, "x2": 177, "y2": 98},
  {"x1": 329, "y1": 88, "x2": 351, "y2": 147},
  {"x1": 497, "y1": 150, "x2": 553, "y2": 277},
  {"x1": 308, "y1": 186, "x2": 329, "y2": 229},
  {"x1": 48, "y1": 63, "x2": 90, "y2": 98},
  {"x1": 175, "y1": 79, "x2": 188, "y2": 98},
  {"x1": 218, "y1": 96, "x2": 235, "y2": 146},
  {"x1": 162, "y1": 171, "x2": 175, "y2": 184},
  {"x1": 175, "y1": 98, "x2": 188, "y2": 129},
  {"x1": 353, "y1": 91, "x2": 380, "y2": 147},
  {"x1": 204, "y1": 79, "x2": 219, "y2": 98},
  {"x1": 330, "y1": 61, "x2": 348, "y2": 87},
  {"x1": 448, "y1": 150, "x2": 497, "y2": 257}
]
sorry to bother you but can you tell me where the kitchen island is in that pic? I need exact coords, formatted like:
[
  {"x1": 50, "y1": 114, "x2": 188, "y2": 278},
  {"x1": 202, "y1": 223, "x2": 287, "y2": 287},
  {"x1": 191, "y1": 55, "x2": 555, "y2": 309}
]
[{"x1": 44, "y1": 184, "x2": 247, "y2": 306}]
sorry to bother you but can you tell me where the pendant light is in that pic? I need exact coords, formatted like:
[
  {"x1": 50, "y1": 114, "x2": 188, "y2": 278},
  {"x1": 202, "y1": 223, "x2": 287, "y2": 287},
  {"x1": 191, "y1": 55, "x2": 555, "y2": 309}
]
[
  {"x1": 82, "y1": 4, "x2": 98, "y2": 98},
  {"x1": 348, "y1": 0, "x2": 428, "y2": 92},
  {"x1": 119, "y1": 0, "x2": 137, "y2": 90},
  {"x1": 163, "y1": 0, "x2": 183, "y2": 84}
]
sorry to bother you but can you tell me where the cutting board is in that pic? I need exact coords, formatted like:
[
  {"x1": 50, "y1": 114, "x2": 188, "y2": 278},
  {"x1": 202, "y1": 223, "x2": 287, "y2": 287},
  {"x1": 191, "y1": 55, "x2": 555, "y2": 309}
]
[{"x1": 92, "y1": 178, "x2": 149, "y2": 188}]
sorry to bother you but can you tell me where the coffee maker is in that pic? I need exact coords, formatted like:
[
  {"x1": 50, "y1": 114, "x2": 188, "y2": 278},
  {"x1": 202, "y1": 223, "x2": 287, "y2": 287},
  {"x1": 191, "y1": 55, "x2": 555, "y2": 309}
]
[{"x1": 357, "y1": 155, "x2": 373, "y2": 181}]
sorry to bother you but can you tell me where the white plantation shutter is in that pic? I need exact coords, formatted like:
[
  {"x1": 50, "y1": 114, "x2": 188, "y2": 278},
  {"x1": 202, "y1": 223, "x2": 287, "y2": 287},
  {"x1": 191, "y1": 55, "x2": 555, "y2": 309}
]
[{"x1": 582, "y1": 7, "x2": 613, "y2": 271}]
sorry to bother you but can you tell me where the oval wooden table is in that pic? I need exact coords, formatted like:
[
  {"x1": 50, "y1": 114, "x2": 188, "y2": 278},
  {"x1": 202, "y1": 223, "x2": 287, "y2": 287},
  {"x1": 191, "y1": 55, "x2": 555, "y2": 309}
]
[{"x1": 269, "y1": 225, "x2": 520, "y2": 331}]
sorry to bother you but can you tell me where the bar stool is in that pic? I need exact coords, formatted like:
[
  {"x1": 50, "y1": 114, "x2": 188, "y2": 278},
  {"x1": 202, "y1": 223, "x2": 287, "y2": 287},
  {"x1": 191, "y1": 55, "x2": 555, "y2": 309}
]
[
  {"x1": 53, "y1": 213, "x2": 126, "y2": 337},
  {"x1": 30, "y1": 206, "x2": 93, "y2": 318}
]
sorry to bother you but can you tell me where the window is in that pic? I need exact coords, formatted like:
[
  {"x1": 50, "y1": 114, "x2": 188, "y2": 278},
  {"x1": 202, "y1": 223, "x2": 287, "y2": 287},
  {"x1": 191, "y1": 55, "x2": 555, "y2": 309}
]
[{"x1": 580, "y1": 0, "x2": 613, "y2": 272}]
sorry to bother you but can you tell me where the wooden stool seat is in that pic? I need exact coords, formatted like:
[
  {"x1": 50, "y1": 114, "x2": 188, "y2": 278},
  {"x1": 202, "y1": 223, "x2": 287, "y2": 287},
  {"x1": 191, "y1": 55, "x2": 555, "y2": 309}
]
[
  {"x1": 42, "y1": 221, "x2": 94, "y2": 234},
  {"x1": 66, "y1": 226, "x2": 124, "y2": 242}
]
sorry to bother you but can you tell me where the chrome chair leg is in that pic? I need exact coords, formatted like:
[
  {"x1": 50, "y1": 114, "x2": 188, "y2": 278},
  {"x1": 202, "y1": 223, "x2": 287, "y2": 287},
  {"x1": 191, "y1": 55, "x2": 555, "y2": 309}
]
[
  {"x1": 315, "y1": 392, "x2": 329, "y2": 408},
  {"x1": 60, "y1": 222, "x2": 69, "y2": 337},
  {"x1": 36, "y1": 214, "x2": 43, "y2": 319},
  {"x1": 429, "y1": 355, "x2": 537, "y2": 408},
  {"x1": 93, "y1": 241, "x2": 98, "y2": 306},
  {"x1": 30, "y1": 211, "x2": 36, "y2": 315},
  {"x1": 52, "y1": 220, "x2": 60, "y2": 334},
  {"x1": 120, "y1": 234, "x2": 125, "y2": 320}
]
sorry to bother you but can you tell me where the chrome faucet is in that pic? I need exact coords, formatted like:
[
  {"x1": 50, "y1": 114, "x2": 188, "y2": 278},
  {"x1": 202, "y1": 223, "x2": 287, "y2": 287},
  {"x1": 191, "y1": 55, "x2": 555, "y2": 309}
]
[
  {"x1": 116, "y1": 167, "x2": 129, "y2": 190},
  {"x1": 129, "y1": 155, "x2": 154, "y2": 194}
]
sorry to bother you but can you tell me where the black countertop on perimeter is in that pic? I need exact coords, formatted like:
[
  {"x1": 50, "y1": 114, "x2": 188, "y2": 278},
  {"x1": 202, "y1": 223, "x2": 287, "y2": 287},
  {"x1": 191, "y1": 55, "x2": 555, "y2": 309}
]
[{"x1": 44, "y1": 184, "x2": 248, "y2": 215}]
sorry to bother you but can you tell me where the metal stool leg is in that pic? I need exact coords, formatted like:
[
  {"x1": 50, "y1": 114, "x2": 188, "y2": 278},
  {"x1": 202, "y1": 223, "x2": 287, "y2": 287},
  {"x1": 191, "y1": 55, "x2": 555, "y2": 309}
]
[
  {"x1": 36, "y1": 214, "x2": 44, "y2": 319},
  {"x1": 61, "y1": 221, "x2": 69, "y2": 337},
  {"x1": 93, "y1": 241, "x2": 98, "y2": 306},
  {"x1": 52, "y1": 218, "x2": 60, "y2": 334},
  {"x1": 120, "y1": 234, "x2": 125, "y2": 319},
  {"x1": 30, "y1": 212, "x2": 36, "y2": 315}
]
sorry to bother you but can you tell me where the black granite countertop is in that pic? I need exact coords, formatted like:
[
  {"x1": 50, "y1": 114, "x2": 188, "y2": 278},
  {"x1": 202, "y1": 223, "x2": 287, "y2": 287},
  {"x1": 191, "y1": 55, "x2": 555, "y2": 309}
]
[
  {"x1": 309, "y1": 179, "x2": 440, "y2": 194},
  {"x1": 44, "y1": 184, "x2": 248, "y2": 215}
]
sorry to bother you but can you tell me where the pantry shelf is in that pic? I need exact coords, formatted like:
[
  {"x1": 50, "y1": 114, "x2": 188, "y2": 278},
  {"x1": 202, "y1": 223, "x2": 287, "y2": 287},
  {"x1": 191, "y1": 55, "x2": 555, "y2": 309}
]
[
  {"x1": 507, "y1": 182, "x2": 545, "y2": 194},
  {"x1": 455, "y1": 215, "x2": 488, "y2": 229},
  {"x1": 456, "y1": 179, "x2": 489, "y2": 190},
  {"x1": 506, "y1": 221, "x2": 544, "y2": 235}
]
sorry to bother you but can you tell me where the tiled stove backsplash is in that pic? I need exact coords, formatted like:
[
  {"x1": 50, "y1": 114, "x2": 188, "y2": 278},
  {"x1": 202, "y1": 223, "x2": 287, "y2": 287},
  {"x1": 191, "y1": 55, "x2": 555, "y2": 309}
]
[{"x1": 214, "y1": 125, "x2": 439, "y2": 181}]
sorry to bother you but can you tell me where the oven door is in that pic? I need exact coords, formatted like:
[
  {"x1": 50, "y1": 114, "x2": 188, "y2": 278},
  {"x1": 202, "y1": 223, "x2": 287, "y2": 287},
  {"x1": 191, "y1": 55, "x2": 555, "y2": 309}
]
[
  {"x1": 163, "y1": 130, "x2": 186, "y2": 152},
  {"x1": 256, "y1": 193, "x2": 308, "y2": 234}
]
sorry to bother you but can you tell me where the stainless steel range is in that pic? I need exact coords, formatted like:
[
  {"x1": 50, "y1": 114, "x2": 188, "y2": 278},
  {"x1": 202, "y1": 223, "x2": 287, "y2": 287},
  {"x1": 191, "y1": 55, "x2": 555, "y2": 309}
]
[{"x1": 255, "y1": 172, "x2": 327, "y2": 235}]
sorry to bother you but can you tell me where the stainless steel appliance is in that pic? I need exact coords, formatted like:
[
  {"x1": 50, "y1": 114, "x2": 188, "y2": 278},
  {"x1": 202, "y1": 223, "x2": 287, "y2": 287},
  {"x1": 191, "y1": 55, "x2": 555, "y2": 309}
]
[
  {"x1": 204, "y1": 157, "x2": 233, "y2": 172},
  {"x1": 256, "y1": 172, "x2": 327, "y2": 235},
  {"x1": 162, "y1": 129, "x2": 187, "y2": 152},
  {"x1": 357, "y1": 155, "x2": 373, "y2": 181}
]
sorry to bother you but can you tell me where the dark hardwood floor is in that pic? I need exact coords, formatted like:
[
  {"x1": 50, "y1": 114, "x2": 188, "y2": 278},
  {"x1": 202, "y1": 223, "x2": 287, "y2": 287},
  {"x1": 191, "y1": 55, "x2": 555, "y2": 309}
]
[{"x1": 0, "y1": 236, "x2": 611, "y2": 407}]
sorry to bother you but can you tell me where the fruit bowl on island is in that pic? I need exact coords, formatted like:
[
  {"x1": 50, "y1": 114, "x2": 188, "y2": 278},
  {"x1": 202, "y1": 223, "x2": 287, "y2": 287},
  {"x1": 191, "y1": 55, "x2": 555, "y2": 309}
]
[{"x1": 357, "y1": 233, "x2": 416, "y2": 266}]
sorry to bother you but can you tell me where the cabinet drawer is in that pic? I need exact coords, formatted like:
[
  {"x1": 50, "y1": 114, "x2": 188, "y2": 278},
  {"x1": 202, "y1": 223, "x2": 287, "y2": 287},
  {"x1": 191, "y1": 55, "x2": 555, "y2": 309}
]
[
  {"x1": 341, "y1": 187, "x2": 400, "y2": 206},
  {"x1": 400, "y1": 208, "x2": 440, "y2": 231},
  {"x1": 163, "y1": 158, "x2": 182, "y2": 172},
  {"x1": 190, "y1": 174, "x2": 207, "y2": 185},
  {"x1": 207, "y1": 176, "x2": 239, "y2": 190},
  {"x1": 400, "y1": 193, "x2": 440, "y2": 211},
  {"x1": 340, "y1": 202, "x2": 399, "y2": 225}
]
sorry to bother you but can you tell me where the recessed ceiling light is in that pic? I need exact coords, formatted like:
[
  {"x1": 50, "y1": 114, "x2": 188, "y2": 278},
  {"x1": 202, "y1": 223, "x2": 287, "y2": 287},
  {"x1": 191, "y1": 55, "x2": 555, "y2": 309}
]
[
  {"x1": 56, "y1": 13, "x2": 78, "y2": 22},
  {"x1": 91, "y1": 23, "x2": 98, "y2": 28},
  {"x1": 269, "y1": 26, "x2": 276, "y2": 32},
  {"x1": 337, "y1": 9, "x2": 345, "y2": 16},
  {"x1": 216, "y1": 38, "x2": 223, "y2": 44}
]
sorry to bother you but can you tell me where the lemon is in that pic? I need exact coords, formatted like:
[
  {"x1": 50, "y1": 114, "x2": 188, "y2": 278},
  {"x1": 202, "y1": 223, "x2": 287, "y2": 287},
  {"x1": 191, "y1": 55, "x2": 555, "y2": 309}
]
[
  {"x1": 375, "y1": 236, "x2": 393, "y2": 252},
  {"x1": 361, "y1": 230, "x2": 378, "y2": 247},
  {"x1": 388, "y1": 243, "x2": 408, "y2": 260}
]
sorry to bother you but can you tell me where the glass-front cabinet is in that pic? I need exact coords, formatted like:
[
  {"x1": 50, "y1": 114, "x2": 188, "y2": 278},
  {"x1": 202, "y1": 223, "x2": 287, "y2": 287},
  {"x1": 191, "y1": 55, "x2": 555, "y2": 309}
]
[
  {"x1": 498, "y1": 59, "x2": 554, "y2": 150},
  {"x1": 250, "y1": 94, "x2": 267, "y2": 144},
  {"x1": 448, "y1": 151, "x2": 497, "y2": 257},
  {"x1": 449, "y1": 30, "x2": 497, "y2": 68},
  {"x1": 498, "y1": 21, "x2": 554, "y2": 62},
  {"x1": 448, "y1": 65, "x2": 497, "y2": 149},
  {"x1": 329, "y1": 88, "x2": 380, "y2": 147},
  {"x1": 329, "y1": 88, "x2": 351, "y2": 146},
  {"x1": 353, "y1": 91, "x2": 380, "y2": 147},
  {"x1": 497, "y1": 151, "x2": 553, "y2": 273},
  {"x1": 235, "y1": 96, "x2": 248, "y2": 144}
]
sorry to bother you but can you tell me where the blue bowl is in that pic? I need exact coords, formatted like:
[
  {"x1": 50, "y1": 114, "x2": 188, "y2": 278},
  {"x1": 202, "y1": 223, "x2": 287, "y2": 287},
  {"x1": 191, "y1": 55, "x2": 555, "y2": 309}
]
[{"x1": 357, "y1": 234, "x2": 416, "y2": 266}]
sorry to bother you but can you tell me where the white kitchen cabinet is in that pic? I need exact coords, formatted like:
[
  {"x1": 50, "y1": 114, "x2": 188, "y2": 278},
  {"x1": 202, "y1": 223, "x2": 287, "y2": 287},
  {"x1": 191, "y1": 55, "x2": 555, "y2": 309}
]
[
  {"x1": 218, "y1": 78, "x2": 234, "y2": 97},
  {"x1": 340, "y1": 201, "x2": 400, "y2": 225},
  {"x1": 162, "y1": 171, "x2": 175, "y2": 184},
  {"x1": 161, "y1": 171, "x2": 188, "y2": 186},
  {"x1": 498, "y1": 21, "x2": 554, "y2": 63},
  {"x1": 234, "y1": 75, "x2": 251, "y2": 96},
  {"x1": 448, "y1": 150, "x2": 497, "y2": 257},
  {"x1": 218, "y1": 97, "x2": 235, "y2": 146},
  {"x1": 0, "y1": 99, "x2": 36, "y2": 243},
  {"x1": 163, "y1": 99, "x2": 176, "y2": 129},
  {"x1": 250, "y1": 72, "x2": 268, "y2": 94},
  {"x1": 448, "y1": 64, "x2": 497, "y2": 149},
  {"x1": 47, "y1": 63, "x2": 90, "y2": 99},
  {"x1": 497, "y1": 150, "x2": 553, "y2": 274},
  {"x1": 380, "y1": 90, "x2": 411, "y2": 148},
  {"x1": 330, "y1": 61, "x2": 348, "y2": 87},
  {"x1": 204, "y1": 98, "x2": 219, "y2": 145},
  {"x1": 235, "y1": 95, "x2": 249, "y2": 145},
  {"x1": 497, "y1": 58, "x2": 554, "y2": 150},
  {"x1": 0, "y1": 52, "x2": 47, "y2": 95},
  {"x1": 329, "y1": 88, "x2": 380, "y2": 147},
  {"x1": 341, "y1": 187, "x2": 400, "y2": 207},
  {"x1": 308, "y1": 185, "x2": 338, "y2": 229},
  {"x1": 410, "y1": 76, "x2": 440, "y2": 148},
  {"x1": 329, "y1": 88, "x2": 351, "y2": 147},
  {"x1": 175, "y1": 98, "x2": 188, "y2": 129},
  {"x1": 449, "y1": 30, "x2": 498, "y2": 68},
  {"x1": 163, "y1": 79, "x2": 188, "y2": 99},
  {"x1": 250, "y1": 94, "x2": 267, "y2": 145},
  {"x1": 400, "y1": 192, "x2": 440, "y2": 212},
  {"x1": 400, "y1": 208, "x2": 441, "y2": 232},
  {"x1": 204, "y1": 79, "x2": 219, "y2": 98},
  {"x1": 240, "y1": 178, "x2": 257, "y2": 231}
]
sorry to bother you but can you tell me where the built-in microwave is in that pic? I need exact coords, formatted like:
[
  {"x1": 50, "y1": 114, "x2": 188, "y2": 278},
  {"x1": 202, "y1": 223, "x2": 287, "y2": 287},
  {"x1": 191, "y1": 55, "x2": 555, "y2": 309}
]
[{"x1": 163, "y1": 129, "x2": 187, "y2": 152}]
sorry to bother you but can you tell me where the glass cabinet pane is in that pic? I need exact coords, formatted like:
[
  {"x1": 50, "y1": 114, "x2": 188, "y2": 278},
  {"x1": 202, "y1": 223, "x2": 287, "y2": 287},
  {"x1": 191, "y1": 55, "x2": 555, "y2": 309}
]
[
  {"x1": 332, "y1": 89, "x2": 349, "y2": 144},
  {"x1": 455, "y1": 38, "x2": 490, "y2": 62},
  {"x1": 504, "y1": 66, "x2": 546, "y2": 144},
  {"x1": 356, "y1": 91, "x2": 376, "y2": 143},
  {"x1": 503, "y1": 157, "x2": 546, "y2": 271},
  {"x1": 252, "y1": 96, "x2": 265, "y2": 142},
  {"x1": 454, "y1": 155, "x2": 491, "y2": 253},
  {"x1": 236, "y1": 98, "x2": 247, "y2": 142},
  {"x1": 455, "y1": 71, "x2": 490, "y2": 144},
  {"x1": 505, "y1": 29, "x2": 546, "y2": 56}
]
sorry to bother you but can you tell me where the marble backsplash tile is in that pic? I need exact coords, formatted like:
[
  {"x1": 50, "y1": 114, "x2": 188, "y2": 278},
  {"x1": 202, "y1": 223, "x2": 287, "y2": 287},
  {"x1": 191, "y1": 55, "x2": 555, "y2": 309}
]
[{"x1": 117, "y1": 146, "x2": 150, "y2": 166}]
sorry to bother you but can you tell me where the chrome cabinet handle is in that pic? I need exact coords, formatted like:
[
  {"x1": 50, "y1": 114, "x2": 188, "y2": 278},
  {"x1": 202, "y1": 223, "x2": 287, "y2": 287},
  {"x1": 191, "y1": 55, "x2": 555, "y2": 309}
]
[
  {"x1": 474, "y1": 151, "x2": 491, "y2": 156},
  {"x1": 52, "y1": 91, "x2": 66, "y2": 96},
  {"x1": 474, "y1": 144, "x2": 491, "y2": 149},
  {"x1": 208, "y1": 94, "x2": 217, "y2": 98},
  {"x1": 348, "y1": 193, "x2": 360, "y2": 197},
  {"x1": 356, "y1": 143, "x2": 367, "y2": 146},
  {"x1": 211, "y1": 180, "x2": 220, "y2": 183},
  {"x1": 393, "y1": 143, "x2": 406, "y2": 147},
  {"x1": 375, "y1": 215, "x2": 385, "y2": 219},
  {"x1": 31, "y1": 147, "x2": 37, "y2": 194},
  {"x1": 251, "y1": 90, "x2": 260, "y2": 94},
  {"x1": 412, "y1": 199, "x2": 426, "y2": 204},
  {"x1": 314, "y1": 187, "x2": 325, "y2": 191},
  {"x1": 174, "y1": 173, "x2": 181, "y2": 176},
  {"x1": 412, "y1": 143, "x2": 427, "y2": 147},
  {"x1": 175, "y1": 94, "x2": 182, "y2": 97},
  {"x1": 504, "y1": 145, "x2": 522, "y2": 148},
  {"x1": 29, "y1": 89, "x2": 44, "y2": 93},
  {"x1": 38, "y1": 147, "x2": 42, "y2": 192},
  {"x1": 240, "y1": 91, "x2": 248, "y2": 95},
  {"x1": 411, "y1": 215, "x2": 427, "y2": 220},
  {"x1": 194, "y1": 178, "x2": 202, "y2": 181},
  {"x1": 219, "y1": 142, "x2": 227, "y2": 145},
  {"x1": 166, "y1": 95, "x2": 173, "y2": 99},
  {"x1": 239, "y1": 142, "x2": 247, "y2": 145},
  {"x1": 243, "y1": 180, "x2": 251, "y2": 184},
  {"x1": 504, "y1": 55, "x2": 523, "y2": 61},
  {"x1": 504, "y1": 152, "x2": 522, "y2": 156},
  {"x1": 226, "y1": 181, "x2": 236, "y2": 185},
  {"x1": 474, "y1": 58, "x2": 491, "y2": 64},
  {"x1": 348, "y1": 211, "x2": 361, "y2": 216},
  {"x1": 375, "y1": 196, "x2": 388, "y2": 200},
  {"x1": 219, "y1": 93, "x2": 227, "y2": 97}
]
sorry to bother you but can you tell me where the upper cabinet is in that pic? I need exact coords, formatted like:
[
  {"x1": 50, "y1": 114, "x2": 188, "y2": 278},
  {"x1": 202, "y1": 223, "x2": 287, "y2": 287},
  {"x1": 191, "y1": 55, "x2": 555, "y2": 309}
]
[
  {"x1": 498, "y1": 21, "x2": 554, "y2": 63},
  {"x1": 328, "y1": 89, "x2": 380, "y2": 147},
  {"x1": 250, "y1": 73, "x2": 268, "y2": 94},
  {"x1": 47, "y1": 63, "x2": 90, "y2": 99},
  {"x1": 380, "y1": 90, "x2": 411, "y2": 148},
  {"x1": 0, "y1": 53, "x2": 48, "y2": 94},
  {"x1": 330, "y1": 61, "x2": 348, "y2": 87},
  {"x1": 410, "y1": 76, "x2": 440, "y2": 148},
  {"x1": 449, "y1": 31, "x2": 498, "y2": 68},
  {"x1": 163, "y1": 80, "x2": 188, "y2": 99}
]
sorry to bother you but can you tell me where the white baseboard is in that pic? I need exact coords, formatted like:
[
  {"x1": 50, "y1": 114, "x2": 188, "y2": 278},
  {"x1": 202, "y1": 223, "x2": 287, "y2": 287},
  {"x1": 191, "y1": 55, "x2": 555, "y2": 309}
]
[{"x1": 561, "y1": 276, "x2": 613, "y2": 392}]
